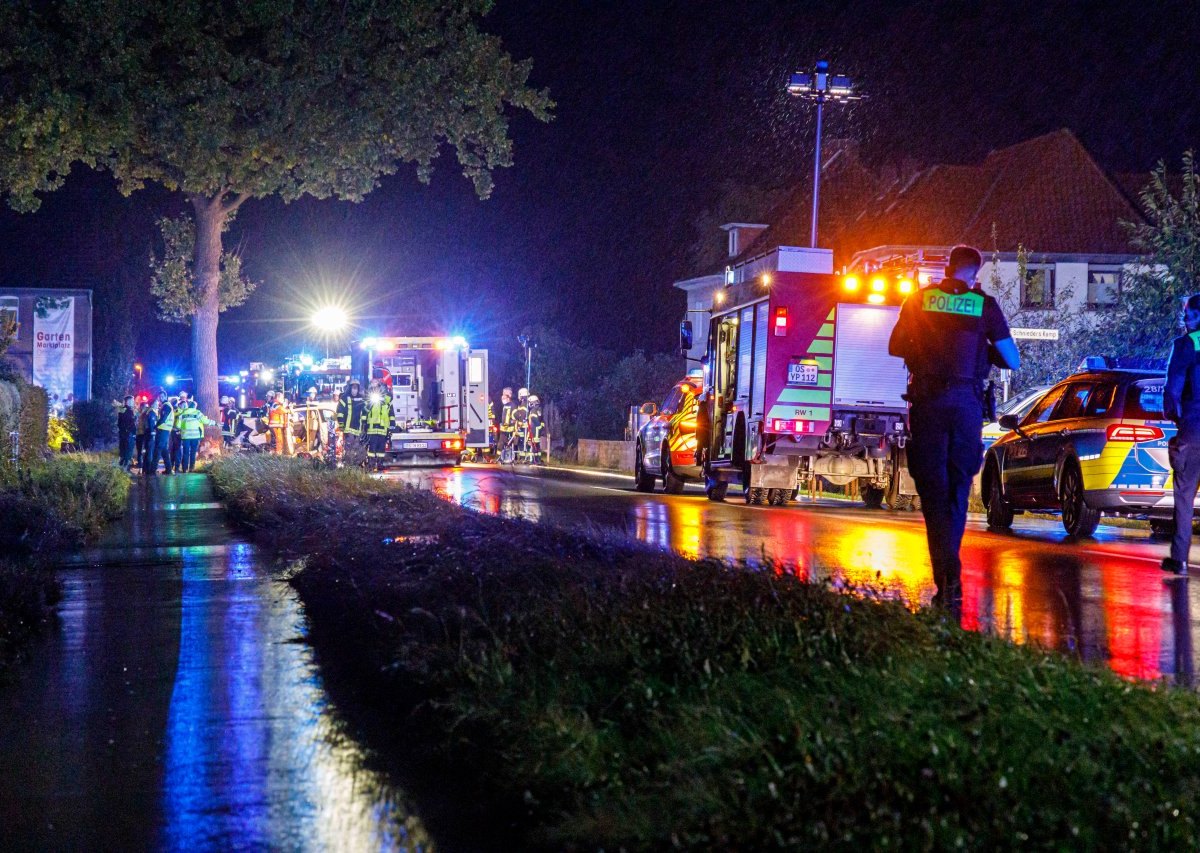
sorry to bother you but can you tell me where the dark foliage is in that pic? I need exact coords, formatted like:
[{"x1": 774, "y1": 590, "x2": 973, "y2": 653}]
[
  {"x1": 213, "y1": 455, "x2": 1200, "y2": 850},
  {"x1": 68, "y1": 399, "x2": 114, "y2": 450}
]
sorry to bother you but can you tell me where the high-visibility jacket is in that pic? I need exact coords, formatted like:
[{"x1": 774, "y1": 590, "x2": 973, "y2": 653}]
[
  {"x1": 178, "y1": 405, "x2": 216, "y2": 440},
  {"x1": 156, "y1": 402, "x2": 175, "y2": 431},
  {"x1": 529, "y1": 410, "x2": 544, "y2": 440},
  {"x1": 336, "y1": 395, "x2": 365, "y2": 432},
  {"x1": 499, "y1": 401, "x2": 515, "y2": 433},
  {"x1": 266, "y1": 400, "x2": 287, "y2": 428},
  {"x1": 364, "y1": 396, "x2": 394, "y2": 436}
]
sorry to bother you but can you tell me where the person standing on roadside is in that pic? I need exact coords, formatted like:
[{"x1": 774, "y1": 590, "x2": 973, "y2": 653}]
[
  {"x1": 154, "y1": 393, "x2": 176, "y2": 475},
  {"x1": 336, "y1": 380, "x2": 366, "y2": 466},
  {"x1": 135, "y1": 401, "x2": 151, "y2": 470},
  {"x1": 116, "y1": 395, "x2": 136, "y2": 471},
  {"x1": 362, "y1": 381, "x2": 394, "y2": 472},
  {"x1": 1162, "y1": 294, "x2": 1200, "y2": 576},
  {"x1": 141, "y1": 402, "x2": 159, "y2": 474},
  {"x1": 177, "y1": 399, "x2": 216, "y2": 473},
  {"x1": 888, "y1": 245, "x2": 1020, "y2": 611}
]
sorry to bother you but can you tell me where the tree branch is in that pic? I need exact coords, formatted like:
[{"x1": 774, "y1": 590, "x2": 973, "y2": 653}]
[{"x1": 223, "y1": 192, "x2": 251, "y2": 215}]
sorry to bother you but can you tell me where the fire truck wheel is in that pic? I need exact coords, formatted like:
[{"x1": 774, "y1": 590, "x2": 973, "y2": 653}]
[
  {"x1": 861, "y1": 485, "x2": 885, "y2": 510},
  {"x1": 745, "y1": 487, "x2": 767, "y2": 506},
  {"x1": 634, "y1": 444, "x2": 656, "y2": 492},
  {"x1": 767, "y1": 488, "x2": 789, "y2": 506},
  {"x1": 705, "y1": 478, "x2": 728, "y2": 502}
]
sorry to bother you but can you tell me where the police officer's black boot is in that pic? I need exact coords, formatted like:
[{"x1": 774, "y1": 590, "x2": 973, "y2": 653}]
[{"x1": 1162, "y1": 558, "x2": 1189, "y2": 576}]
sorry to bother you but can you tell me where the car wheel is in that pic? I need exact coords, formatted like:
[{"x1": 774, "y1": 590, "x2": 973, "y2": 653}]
[
  {"x1": 1150, "y1": 519, "x2": 1176, "y2": 537},
  {"x1": 985, "y1": 463, "x2": 1014, "y2": 529},
  {"x1": 1060, "y1": 462, "x2": 1100, "y2": 538},
  {"x1": 705, "y1": 477, "x2": 728, "y2": 502},
  {"x1": 634, "y1": 444, "x2": 656, "y2": 492},
  {"x1": 861, "y1": 484, "x2": 885, "y2": 509},
  {"x1": 661, "y1": 444, "x2": 686, "y2": 494}
]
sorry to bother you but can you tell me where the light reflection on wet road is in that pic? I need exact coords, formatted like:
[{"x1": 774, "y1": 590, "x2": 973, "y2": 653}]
[
  {"x1": 0, "y1": 476, "x2": 427, "y2": 851},
  {"x1": 393, "y1": 465, "x2": 1200, "y2": 684}
]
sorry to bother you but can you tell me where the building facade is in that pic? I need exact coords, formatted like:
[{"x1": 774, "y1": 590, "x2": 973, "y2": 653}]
[{"x1": 0, "y1": 288, "x2": 94, "y2": 414}]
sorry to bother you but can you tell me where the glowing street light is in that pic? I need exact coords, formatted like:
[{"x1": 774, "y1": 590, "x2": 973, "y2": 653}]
[
  {"x1": 311, "y1": 305, "x2": 349, "y2": 333},
  {"x1": 786, "y1": 60, "x2": 862, "y2": 248}
]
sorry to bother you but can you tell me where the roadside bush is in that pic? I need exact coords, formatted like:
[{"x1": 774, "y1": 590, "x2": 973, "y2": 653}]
[
  {"x1": 212, "y1": 455, "x2": 1200, "y2": 850},
  {"x1": 46, "y1": 416, "x2": 72, "y2": 451},
  {"x1": 18, "y1": 384, "x2": 47, "y2": 465},
  {"x1": 0, "y1": 455, "x2": 127, "y2": 673},
  {"x1": 69, "y1": 399, "x2": 113, "y2": 450}
]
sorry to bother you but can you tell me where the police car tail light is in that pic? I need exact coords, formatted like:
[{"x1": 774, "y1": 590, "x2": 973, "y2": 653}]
[
  {"x1": 1106, "y1": 423, "x2": 1164, "y2": 442},
  {"x1": 773, "y1": 306, "x2": 788, "y2": 336}
]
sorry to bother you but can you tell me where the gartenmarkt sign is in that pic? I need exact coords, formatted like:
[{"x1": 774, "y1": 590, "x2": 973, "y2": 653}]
[{"x1": 34, "y1": 295, "x2": 74, "y2": 415}]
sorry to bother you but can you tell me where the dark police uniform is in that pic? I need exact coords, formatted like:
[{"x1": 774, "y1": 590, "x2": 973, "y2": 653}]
[
  {"x1": 889, "y1": 277, "x2": 1012, "y2": 606},
  {"x1": 1164, "y1": 328, "x2": 1200, "y2": 569}
]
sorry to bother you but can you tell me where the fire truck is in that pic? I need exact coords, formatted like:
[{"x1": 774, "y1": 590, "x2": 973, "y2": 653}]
[
  {"x1": 686, "y1": 268, "x2": 918, "y2": 507},
  {"x1": 353, "y1": 335, "x2": 489, "y2": 467}
]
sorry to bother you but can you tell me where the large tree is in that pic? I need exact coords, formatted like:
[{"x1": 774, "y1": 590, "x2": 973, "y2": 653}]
[{"x1": 0, "y1": 0, "x2": 551, "y2": 436}]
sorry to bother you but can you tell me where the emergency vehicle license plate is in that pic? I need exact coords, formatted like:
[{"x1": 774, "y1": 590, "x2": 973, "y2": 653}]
[
  {"x1": 403, "y1": 441, "x2": 428, "y2": 449},
  {"x1": 787, "y1": 362, "x2": 819, "y2": 385}
]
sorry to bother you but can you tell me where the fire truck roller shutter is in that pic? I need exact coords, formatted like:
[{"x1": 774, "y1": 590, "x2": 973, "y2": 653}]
[
  {"x1": 752, "y1": 303, "x2": 768, "y2": 418},
  {"x1": 737, "y1": 306, "x2": 754, "y2": 405},
  {"x1": 832, "y1": 304, "x2": 908, "y2": 409}
]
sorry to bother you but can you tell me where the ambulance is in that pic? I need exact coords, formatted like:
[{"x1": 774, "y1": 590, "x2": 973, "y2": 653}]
[
  {"x1": 685, "y1": 264, "x2": 917, "y2": 507},
  {"x1": 353, "y1": 336, "x2": 489, "y2": 467}
]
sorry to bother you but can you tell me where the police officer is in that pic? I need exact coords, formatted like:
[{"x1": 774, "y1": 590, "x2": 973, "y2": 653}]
[
  {"x1": 888, "y1": 245, "x2": 1020, "y2": 609},
  {"x1": 1162, "y1": 293, "x2": 1200, "y2": 575},
  {"x1": 154, "y1": 393, "x2": 176, "y2": 475}
]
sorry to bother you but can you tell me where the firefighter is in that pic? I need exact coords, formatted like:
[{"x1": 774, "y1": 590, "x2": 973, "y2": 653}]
[
  {"x1": 177, "y1": 399, "x2": 216, "y2": 473},
  {"x1": 888, "y1": 245, "x2": 1019, "y2": 612},
  {"x1": 303, "y1": 386, "x2": 322, "y2": 453},
  {"x1": 511, "y1": 390, "x2": 530, "y2": 462},
  {"x1": 337, "y1": 380, "x2": 367, "y2": 466},
  {"x1": 527, "y1": 394, "x2": 546, "y2": 463},
  {"x1": 266, "y1": 390, "x2": 290, "y2": 455},
  {"x1": 362, "y1": 382, "x2": 394, "y2": 472},
  {"x1": 496, "y1": 387, "x2": 515, "y2": 458},
  {"x1": 1162, "y1": 293, "x2": 1200, "y2": 575}
]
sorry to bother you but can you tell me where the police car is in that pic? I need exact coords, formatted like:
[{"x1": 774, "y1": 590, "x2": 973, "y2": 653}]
[
  {"x1": 635, "y1": 375, "x2": 703, "y2": 493},
  {"x1": 982, "y1": 365, "x2": 1178, "y2": 537},
  {"x1": 981, "y1": 384, "x2": 1051, "y2": 451}
]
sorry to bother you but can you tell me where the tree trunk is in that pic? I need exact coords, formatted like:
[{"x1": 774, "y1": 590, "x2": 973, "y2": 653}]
[{"x1": 190, "y1": 195, "x2": 226, "y2": 450}]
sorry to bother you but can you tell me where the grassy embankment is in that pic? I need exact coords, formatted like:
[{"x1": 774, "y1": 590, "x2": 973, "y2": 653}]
[
  {"x1": 213, "y1": 454, "x2": 1200, "y2": 850},
  {"x1": 0, "y1": 455, "x2": 129, "y2": 671}
]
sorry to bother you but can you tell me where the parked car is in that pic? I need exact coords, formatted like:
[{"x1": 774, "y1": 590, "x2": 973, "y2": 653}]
[
  {"x1": 982, "y1": 368, "x2": 1180, "y2": 537},
  {"x1": 982, "y1": 385, "x2": 1051, "y2": 451},
  {"x1": 634, "y1": 375, "x2": 703, "y2": 493}
]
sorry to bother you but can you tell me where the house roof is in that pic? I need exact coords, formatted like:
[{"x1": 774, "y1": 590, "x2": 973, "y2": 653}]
[{"x1": 733, "y1": 129, "x2": 1149, "y2": 269}]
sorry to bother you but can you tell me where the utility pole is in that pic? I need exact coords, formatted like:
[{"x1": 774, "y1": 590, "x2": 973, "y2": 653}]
[
  {"x1": 786, "y1": 61, "x2": 862, "y2": 248},
  {"x1": 518, "y1": 334, "x2": 536, "y2": 390}
]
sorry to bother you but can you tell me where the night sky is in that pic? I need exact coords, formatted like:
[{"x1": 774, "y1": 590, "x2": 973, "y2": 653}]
[{"x1": 1, "y1": 0, "x2": 1199, "y2": 383}]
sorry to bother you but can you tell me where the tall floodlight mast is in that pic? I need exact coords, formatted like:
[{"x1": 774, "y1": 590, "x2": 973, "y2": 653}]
[{"x1": 786, "y1": 61, "x2": 862, "y2": 248}]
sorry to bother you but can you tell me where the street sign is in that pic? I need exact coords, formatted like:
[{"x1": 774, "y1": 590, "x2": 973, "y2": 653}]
[{"x1": 1010, "y1": 327, "x2": 1060, "y2": 341}]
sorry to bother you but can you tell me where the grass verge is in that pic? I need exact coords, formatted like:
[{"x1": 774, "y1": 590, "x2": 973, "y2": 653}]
[
  {"x1": 213, "y1": 455, "x2": 1200, "y2": 849},
  {"x1": 0, "y1": 455, "x2": 130, "y2": 672}
]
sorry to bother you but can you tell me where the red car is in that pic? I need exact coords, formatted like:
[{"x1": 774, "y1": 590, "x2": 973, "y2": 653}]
[{"x1": 634, "y1": 375, "x2": 703, "y2": 493}]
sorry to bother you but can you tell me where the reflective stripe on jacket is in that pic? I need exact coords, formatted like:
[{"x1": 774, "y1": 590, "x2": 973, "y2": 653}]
[
  {"x1": 178, "y1": 407, "x2": 215, "y2": 440},
  {"x1": 157, "y1": 404, "x2": 175, "y2": 431},
  {"x1": 365, "y1": 397, "x2": 393, "y2": 436},
  {"x1": 267, "y1": 402, "x2": 287, "y2": 427}
]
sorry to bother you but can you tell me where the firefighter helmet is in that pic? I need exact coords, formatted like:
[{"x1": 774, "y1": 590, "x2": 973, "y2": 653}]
[{"x1": 518, "y1": 387, "x2": 529, "y2": 399}]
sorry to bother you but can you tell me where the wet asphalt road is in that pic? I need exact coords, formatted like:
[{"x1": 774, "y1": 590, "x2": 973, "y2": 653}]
[
  {"x1": 393, "y1": 464, "x2": 1200, "y2": 684},
  {"x1": 0, "y1": 464, "x2": 1195, "y2": 851},
  {"x1": 0, "y1": 476, "x2": 429, "y2": 852}
]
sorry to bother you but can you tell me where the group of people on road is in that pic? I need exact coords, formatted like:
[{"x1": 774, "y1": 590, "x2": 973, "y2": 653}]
[
  {"x1": 113, "y1": 391, "x2": 215, "y2": 476},
  {"x1": 489, "y1": 386, "x2": 546, "y2": 463}
]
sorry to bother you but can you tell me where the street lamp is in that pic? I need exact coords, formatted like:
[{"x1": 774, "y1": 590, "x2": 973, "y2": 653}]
[
  {"x1": 517, "y1": 334, "x2": 537, "y2": 391},
  {"x1": 311, "y1": 305, "x2": 349, "y2": 357},
  {"x1": 786, "y1": 60, "x2": 862, "y2": 248}
]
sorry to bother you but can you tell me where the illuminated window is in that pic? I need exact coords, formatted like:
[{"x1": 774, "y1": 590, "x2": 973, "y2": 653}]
[
  {"x1": 1020, "y1": 264, "x2": 1055, "y2": 309},
  {"x1": 1086, "y1": 267, "x2": 1122, "y2": 310}
]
